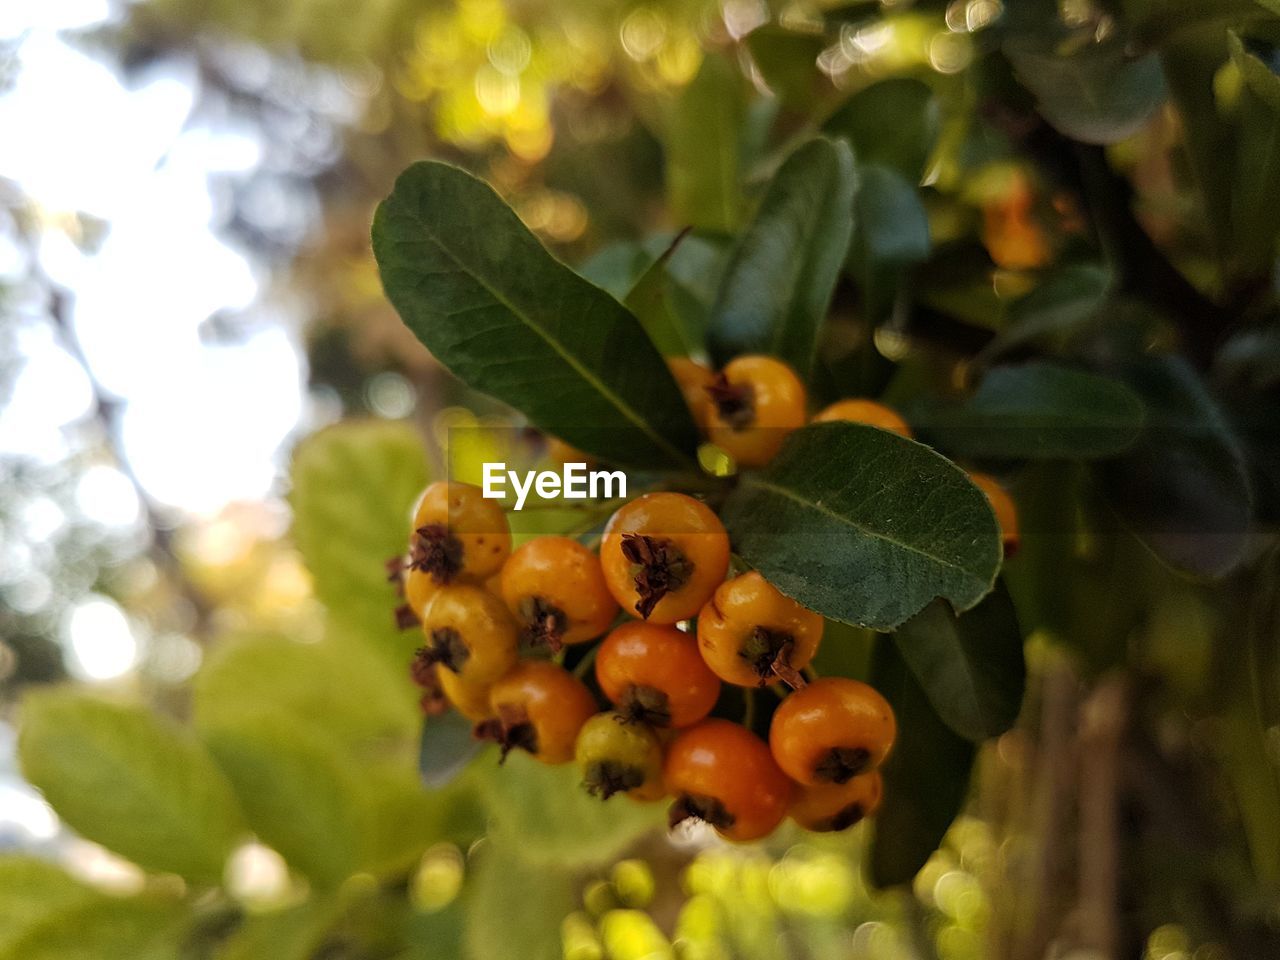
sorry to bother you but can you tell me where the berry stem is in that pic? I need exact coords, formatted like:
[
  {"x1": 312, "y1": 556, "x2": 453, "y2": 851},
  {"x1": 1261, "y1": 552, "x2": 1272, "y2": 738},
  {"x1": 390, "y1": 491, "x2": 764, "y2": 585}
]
[
  {"x1": 571, "y1": 642, "x2": 600, "y2": 679},
  {"x1": 741, "y1": 688, "x2": 757, "y2": 731}
]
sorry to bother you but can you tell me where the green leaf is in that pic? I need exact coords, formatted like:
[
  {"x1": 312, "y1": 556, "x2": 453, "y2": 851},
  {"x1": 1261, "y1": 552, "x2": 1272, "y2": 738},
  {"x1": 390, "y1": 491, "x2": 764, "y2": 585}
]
[
  {"x1": 891, "y1": 579, "x2": 1026, "y2": 741},
  {"x1": 981, "y1": 263, "x2": 1112, "y2": 361},
  {"x1": 18, "y1": 691, "x2": 245, "y2": 884},
  {"x1": 1096, "y1": 355, "x2": 1252, "y2": 578},
  {"x1": 823, "y1": 77, "x2": 939, "y2": 181},
  {"x1": 666, "y1": 52, "x2": 746, "y2": 233},
  {"x1": 869, "y1": 642, "x2": 976, "y2": 888},
  {"x1": 0, "y1": 897, "x2": 186, "y2": 960},
  {"x1": 1228, "y1": 32, "x2": 1280, "y2": 277},
  {"x1": 373, "y1": 162, "x2": 699, "y2": 468},
  {"x1": 1005, "y1": 32, "x2": 1167, "y2": 144},
  {"x1": 721, "y1": 422, "x2": 1002, "y2": 631},
  {"x1": 848, "y1": 164, "x2": 931, "y2": 322},
  {"x1": 707, "y1": 138, "x2": 856, "y2": 379},
  {"x1": 193, "y1": 633, "x2": 418, "y2": 759},
  {"x1": 476, "y1": 751, "x2": 664, "y2": 866},
  {"x1": 420, "y1": 711, "x2": 483, "y2": 788},
  {"x1": 915, "y1": 362, "x2": 1146, "y2": 460},
  {"x1": 746, "y1": 25, "x2": 828, "y2": 108},
  {"x1": 289, "y1": 420, "x2": 429, "y2": 655},
  {"x1": 0, "y1": 858, "x2": 102, "y2": 955},
  {"x1": 623, "y1": 230, "x2": 703, "y2": 357},
  {"x1": 215, "y1": 898, "x2": 345, "y2": 960},
  {"x1": 202, "y1": 716, "x2": 368, "y2": 888},
  {"x1": 465, "y1": 845, "x2": 577, "y2": 960}
]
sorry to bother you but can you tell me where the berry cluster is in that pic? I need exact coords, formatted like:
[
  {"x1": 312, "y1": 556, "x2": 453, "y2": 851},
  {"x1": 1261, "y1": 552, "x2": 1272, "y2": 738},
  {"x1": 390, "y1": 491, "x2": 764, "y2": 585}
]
[{"x1": 394, "y1": 355, "x2": 1019, "y2": 843}]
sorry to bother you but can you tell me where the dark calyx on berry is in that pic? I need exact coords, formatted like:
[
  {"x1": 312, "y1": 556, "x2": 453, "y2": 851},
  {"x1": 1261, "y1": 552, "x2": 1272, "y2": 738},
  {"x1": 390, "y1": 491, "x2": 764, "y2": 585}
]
[
  {"x1": 739, "y1": 627, "x2": 806, "y2": 689},
  {"x1": 583, "y1": 760, "x2": 645, "y2": 800},
  {"x1": 817, "y1": 803, "x2": 866, "y2": 832},
  {"x1": 394, "y1": 603, "x2": 420, "y2": 630},
  {"x1": 475, "y1": 707, "x2": 538, "y2": 762},
  {"x1": 814, "y1": 746, "x2": 872, "y2": 784},
  {"x1": 419, "y1": 627, "x2": 469, "y2": 674},
  {"x1": 621, "y1": 533, "x2": 693, "y2": 619},
  {"x1": 409, "y1": 657, "x2": 448, "y2": 716},
  {"x1": 618, "y1": 684, "x2": 672, "y2": 727},
  {"x1": 518, "y1": 596, "x2": 568, "y2": 652},
  {"x1": 386, "y1": 555, "x2": 406, "y2": 591},
  {"x1": 668, "y1": 793, "x2": 735, "y2": 831},
  {"x1": 410, "y1": 523, "x2": 464, "y2": 582},
  {"x1": 704, "y1": 373, "x2": 755, "y2": 430}
]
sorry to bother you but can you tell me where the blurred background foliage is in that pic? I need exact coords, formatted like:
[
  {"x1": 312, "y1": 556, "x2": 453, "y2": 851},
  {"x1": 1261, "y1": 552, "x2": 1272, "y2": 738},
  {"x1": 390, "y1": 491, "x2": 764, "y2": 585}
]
[{"x1": 2, "y1": 0, "x2": 1280, "y2": 958}]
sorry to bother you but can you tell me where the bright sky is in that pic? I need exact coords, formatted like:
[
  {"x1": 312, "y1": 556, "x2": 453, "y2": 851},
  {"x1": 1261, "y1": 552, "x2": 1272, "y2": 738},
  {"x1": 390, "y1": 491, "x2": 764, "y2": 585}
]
[
  {"x1": 0, "y1": 1, "x2": 312, "y2": 847},
  {"x1": 0, "y1": 0, "x2": 306, "y2": 516}
]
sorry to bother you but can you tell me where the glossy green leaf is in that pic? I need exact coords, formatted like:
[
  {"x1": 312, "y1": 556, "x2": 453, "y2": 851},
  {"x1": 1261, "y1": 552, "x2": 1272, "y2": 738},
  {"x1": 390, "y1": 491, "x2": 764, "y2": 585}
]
[
  {"x1": 202, "y1": 716, "x2": 368, "y2": 888},
  {"x1": 1005, "y1": 32, "x2": 1166, "y2": 144},
  {"x1": 0, "y1": 897, "x2": 186, "y2": 960},
  {"x1": 666, "y1": 52, "x2": 746, "y2": 233},
  {"x1": 373, "y1": 161, "x2": 699, "y2": 468},
  {"x1": 624, "y1": 230, "x2": 702, "y2": 357},
  {"x1": 465, "y1": 845, "x2": 577, "y2": 960},
  {"x1": 476, "y1": 751, "x2": 664, "y2": 866},
  {"x1": 824, "y1": 77, "x2": 939, "y2": 181},
  {"x1": 848, "y1": 163, "x2": 931, "y2": 322},
  {"x1": 869, "y1": 642, "x2": 976, "y2": 888},
  {"x1": 708, "y1": 138, "x2": 856, "y2": 379},
  {"x1": 18, "y1": 691, "x2": 245, "y2": 885},
  {"x1": 981, "y1": 263, "x2": 1112, "y2": 361},
  {"x1": 891, "y1": 578, "x2": 1026, "y2": 741},
  {"x1": 1229, "y1": 33, "x2": 1280, "y2": 277},
  {"x1": 419, "y1": 710, "x2": 483, "y2": 788},
  {"x1": 0, "y1": 859, "x2": 103, "y2": 956},
  {"x1": 721, "y1": 422, "x2": 1002, "y2": 630},
  {"x1": 916, "y1": 362, "x2": 1145, "y2": 459},
  {"x1": 1096, "y1": 355, "x2": 1252, "y2": 578},
  {"x1": 289, "y1": 420, "x2": 429, "y2": 655}
]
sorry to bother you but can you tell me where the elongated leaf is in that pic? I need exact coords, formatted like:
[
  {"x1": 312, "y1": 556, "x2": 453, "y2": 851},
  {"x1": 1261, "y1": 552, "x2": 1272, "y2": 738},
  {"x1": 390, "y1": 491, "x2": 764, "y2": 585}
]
[
  {"x1": 1229, "y1": 33, "x2": 1280, "y2": 277},
  {"x1": 624, "y1": 231, "x2": 702, "y2": 357},
  {"x1": 869, "y1": 642, "x2": 976, "y2": 887},
  {"x1": 708, "y1": 138, "x2": 856, "y2": 378},
  {"x1": 289, "y1": 420, "x2": 428, "y2": 655},
  {"x1": 465, "y1": 846, "x2": 577, "y2": 960},
  {"x1": 0, "y1": 897, "x2": 186, "y2": 960},
  {"x1": 0, "y1": 859, "x2": 102, "y2": 956},
  {"x1": 824, "y1": 77, "x2": 939, "y2": 181},
  {"x1": 1005, "y1": 31, "x2": 1166, "y2": 144},
  {"x1": 18, "y1": 691, "x2": 245, "y2": 885},
  {"x1": 193, "y1": 633, "x2": 418, "y2": 758},
  {"x1": 215, "y1": 898, "x2": 344, "y2": 960},
  {"x1": 892, "y1": 578, "x2": 1025, "y2": 741},
  {"x1": 373, "y1": 162, "x2": 698, "y2": 468},
  {"x1": 848, "y1": 163, "x2": 931, "y2": 322},
  {"x1": 476, "y1": 751, "x2": 663, "y2": 866},
  {"x1": 981, "y1": 263, "x2": 1112, "y2": 362},
  {"x1": 666, "y1": 52, "x2": 746, "y2": 233},
  {"x1": 916, "y1": 362, "x2": 1145, "y2": 459},
  {"x1": 419, "y1": 711, "x2": 483, "y2": 788},
  {"x1": 202, "y1": 716, "x2": 367, "y2": 888},
  {"x1": 721, "y1": 422, "x2": 1002, "y2": 630},
  {"x1": 747, "y1": 25, "x2": 828, "y2": 108},
  {"x1": 1096, "y1": 355, "x2": 1252, "y2": 578}
]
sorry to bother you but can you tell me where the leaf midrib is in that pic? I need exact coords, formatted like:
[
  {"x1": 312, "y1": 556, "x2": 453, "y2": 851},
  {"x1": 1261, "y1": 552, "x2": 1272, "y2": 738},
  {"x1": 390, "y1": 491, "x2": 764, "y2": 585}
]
[
  {"x1": 743, "y1": 475, "x2": 993, "y2": 586},
  {"x1": 387, "y1": 191, "x2": 692, "y2": 467}
]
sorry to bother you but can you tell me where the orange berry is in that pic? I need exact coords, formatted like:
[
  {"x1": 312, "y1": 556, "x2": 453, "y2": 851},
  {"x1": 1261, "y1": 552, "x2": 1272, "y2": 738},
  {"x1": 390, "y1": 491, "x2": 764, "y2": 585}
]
[
  {"x1": 703, "y1": 356, "x2": 806, "y2": 467},
  {"x1": 769, "y1": 678, "x2": 897, "y2": 786},
  {"x1": 596, "y1": 621, "x2": 720, "y2": 728},
  {"x1": 482, "y1": 660, "x2": 598, "y2": 764},
  {"x1": 601, "y1": 493, "x2": 730, "y2": 624},
  {"x1": 969, "y1": 471, "x2": 1019, "y2": 556},
  {"x1": 696, "y1": 572, "x2": 823, "y2": 688},
  {"x1": 500, "y1": 537, "x2": 618, "y2": 651},
  {"x1": 410, "y1": 481, "x2": 511, "y2": 583},
  {"x1": 418, "y1": 583, "x2": 519, "y2": 686},
  {"x1": 790, "y1": 771, "x2": 883, "y2": 832},
  {"x1": 812, "y1": 399, "x2": 912, "y2": 438}
]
